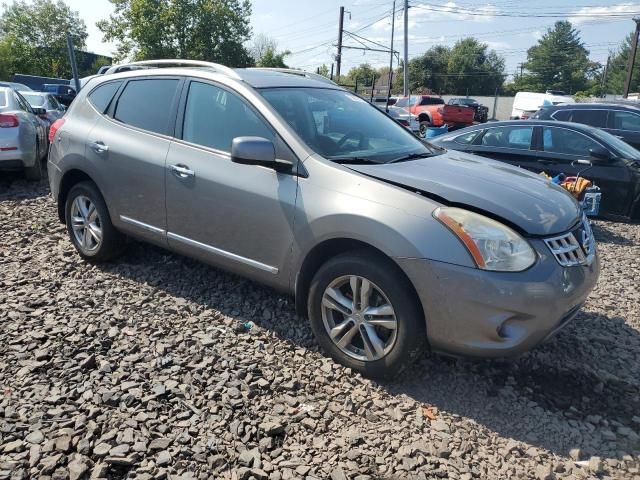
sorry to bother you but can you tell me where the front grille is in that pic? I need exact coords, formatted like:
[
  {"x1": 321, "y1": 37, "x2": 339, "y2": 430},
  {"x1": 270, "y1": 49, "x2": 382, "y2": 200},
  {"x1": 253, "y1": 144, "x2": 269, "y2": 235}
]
[{"x1": 544, "y1": 214, "x2": 595, "y2": 267}]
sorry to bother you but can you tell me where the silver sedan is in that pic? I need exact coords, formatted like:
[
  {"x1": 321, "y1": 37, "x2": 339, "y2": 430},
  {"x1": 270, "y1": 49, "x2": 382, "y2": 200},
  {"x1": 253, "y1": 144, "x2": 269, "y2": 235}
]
[{"x1": 0, "y1": 87, "x2": 47, "y2": 180}]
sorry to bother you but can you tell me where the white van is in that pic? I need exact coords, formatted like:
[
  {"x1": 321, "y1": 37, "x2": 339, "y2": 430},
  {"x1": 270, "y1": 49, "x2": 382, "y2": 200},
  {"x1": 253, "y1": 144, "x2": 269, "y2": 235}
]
[{"x1": 511, "y1": 91, "x2": 574, "y2": 119}]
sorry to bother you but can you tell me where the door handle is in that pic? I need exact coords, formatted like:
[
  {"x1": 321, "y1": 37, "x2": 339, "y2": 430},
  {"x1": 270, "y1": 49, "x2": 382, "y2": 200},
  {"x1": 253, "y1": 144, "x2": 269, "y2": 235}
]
[
  {"x1": 170, "y1": 164, "x2": 195, "y2": 178},
  {"x1": 90, "y1": 141, "x2": 109, "y2": 153}
]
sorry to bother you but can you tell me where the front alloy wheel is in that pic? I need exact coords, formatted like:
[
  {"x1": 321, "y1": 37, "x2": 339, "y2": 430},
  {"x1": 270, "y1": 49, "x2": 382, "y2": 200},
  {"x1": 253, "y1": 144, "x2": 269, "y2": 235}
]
[
  {"x1": 321, "y1": 275, "x2": 398, "y2": 362},
  {"x1": 308, "y1": 251, "x2": 426, "y2": 379}
]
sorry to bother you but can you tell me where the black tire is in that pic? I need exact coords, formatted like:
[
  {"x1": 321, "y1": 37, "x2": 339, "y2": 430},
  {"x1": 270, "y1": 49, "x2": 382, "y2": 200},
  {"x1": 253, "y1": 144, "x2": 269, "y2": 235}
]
[
  {"x1": 64, "y1": 181, "x2": 123, "y2": 262},
  {"x1": 419, "y1": 120, "x2": 431, "y2": 137},
  {"x1": 308, "y1": 250, "x2": 426, "y2": 379},
  {"x1": 24, "y1": 143, "x2": 42, "y2": 181}
]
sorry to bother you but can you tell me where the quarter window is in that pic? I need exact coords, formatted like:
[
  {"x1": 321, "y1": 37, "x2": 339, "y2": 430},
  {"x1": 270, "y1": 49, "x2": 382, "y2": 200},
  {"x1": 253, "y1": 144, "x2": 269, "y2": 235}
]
[
  {"x1": 612, "y1": 111, "x2": 640, "y2": 131},
  {"x1": 551, "y1": 110, "x2": 571, "y2": 121},
  {"x1": 454, "y1": 130, "x2": 480, "y2": 145},
  {"x1": 481, "y1": 126, "x2": 533, "y2": 150},
  {"x1": 114, "y1": 79, "x2": 179, "y2": 135},
  {"x1": 394, "y1": 97, "x2": 408, "y2": 108},
  {"x1": 542, "y1": 127, "x2": 600, "y2": 156},
  {"x1": 182, "y1": 81, "x2": 274, "y2": 152},
  {"x1": 570, "y1": 109, "x2": 607, "y2": 128},
  {"x1": 88, "y1": 81, "x2": 122, "y2": 113}
]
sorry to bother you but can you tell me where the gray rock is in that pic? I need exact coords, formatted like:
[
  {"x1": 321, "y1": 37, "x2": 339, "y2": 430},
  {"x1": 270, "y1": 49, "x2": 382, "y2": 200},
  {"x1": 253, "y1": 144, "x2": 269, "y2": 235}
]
[
  {"x1": 68, "y1": 458, "x2": 89, "y2": 480},
  {"x1": 25, "y1": 430, "x2": 45, "y2": 444},
  {"x1": 156, "y1": 450, "x2": 172, "y2": 466}
]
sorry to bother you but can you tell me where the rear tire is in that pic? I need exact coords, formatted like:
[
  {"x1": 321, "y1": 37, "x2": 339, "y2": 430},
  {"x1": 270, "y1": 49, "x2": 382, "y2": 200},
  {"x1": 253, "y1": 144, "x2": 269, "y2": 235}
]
[
  {"x1": 24, "y1": 144, "x2": 42, "y2": 181},
  {"x1": 419, "y1": 121, "x2": 431, "y2": 137},
  {"x1": 308, "y1": 250, "x2": 426, "y2": 379},
  {"x1": 64, "y1": 181, "x2": 123, "y2": 262}
]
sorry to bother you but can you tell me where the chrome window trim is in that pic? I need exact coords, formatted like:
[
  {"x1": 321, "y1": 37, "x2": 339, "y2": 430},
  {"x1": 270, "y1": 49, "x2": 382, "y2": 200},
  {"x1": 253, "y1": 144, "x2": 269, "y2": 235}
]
[{"x1": 167, "y1": 232, "x2": 279, "y2": 274}]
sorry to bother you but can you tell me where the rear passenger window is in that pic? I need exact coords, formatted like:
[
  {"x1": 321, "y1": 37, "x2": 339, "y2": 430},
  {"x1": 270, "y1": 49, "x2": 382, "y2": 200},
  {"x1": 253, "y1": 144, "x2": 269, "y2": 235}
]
[
  {"x1": 114, "y1": 79, "x2": 179, "y2": 135},
  {"x1": 570, "y1": 109, "x2": 607, "y2": 128},
  {"x1": 551, "y1": 110, "x2": 571, "y2": 121},
  {"x1": 182, "y1": 81, "x2": 274, "y2": 152},
  {"x1": 88, "y1": 81, "x2": 122, "y2": 113},
  {"x1": 543, "y1": 127, "x2": 600, "y2": 156}
]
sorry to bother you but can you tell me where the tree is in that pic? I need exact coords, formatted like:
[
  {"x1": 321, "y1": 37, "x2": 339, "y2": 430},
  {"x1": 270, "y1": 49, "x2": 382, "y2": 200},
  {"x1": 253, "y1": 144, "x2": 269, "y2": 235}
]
[
  {"x1": 257, "y1": 47, "x2": 290, "y2": 68},
  {"x1": 604, "y1": 32, "x2": 640, "y2": 95},
  {"x1": 345, "y1": 63, "x2": 378, "y2": 88},
  {"x1": 407, "y1": 45, "x2": 451, "y2": 94},
  {"x1": 518, "y1": 21, "x2": 595, "y2": 94},
  {"x1": 446, "y1": 38, "x2": 505, "y2": 95},
  {"x1": 250, "y1": 33, "x2": 277, "y2": 64},
  {"x1": 98, "y1": 0, "x2": 253, "y2": 67},
  {"x1": 0, "y1": 0, "x2": 88, "y2": 78},
  {"x1": 317, "y1": 64, "x2": 330, "y2": 78}
]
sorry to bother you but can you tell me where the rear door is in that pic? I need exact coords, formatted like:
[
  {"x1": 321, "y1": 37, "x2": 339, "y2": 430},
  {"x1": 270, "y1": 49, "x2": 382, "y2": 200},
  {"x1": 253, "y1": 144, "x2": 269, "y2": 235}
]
[
  {"x1": 471, "y1": 124, "x2": 539, "y2": 170},
  {"x1": 87, "y1": 77, "x2": 182, "y2": 243},
  {"x1": 536, "y1": 125, "x2": 632, "y2": 216},
  {"x1": 606, "y1": 109, "x2": 640, "y2": 150}
]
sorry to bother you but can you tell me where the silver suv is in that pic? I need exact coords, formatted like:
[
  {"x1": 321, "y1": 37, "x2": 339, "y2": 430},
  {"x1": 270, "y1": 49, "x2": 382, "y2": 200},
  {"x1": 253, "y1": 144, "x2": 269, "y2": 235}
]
[{"x1": 49, "y1": 60, "x2": 599, "y2": 378}]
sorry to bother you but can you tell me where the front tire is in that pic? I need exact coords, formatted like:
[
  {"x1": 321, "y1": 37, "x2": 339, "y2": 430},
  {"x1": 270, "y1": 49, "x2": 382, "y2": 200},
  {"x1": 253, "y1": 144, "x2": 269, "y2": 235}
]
[
  {"x1": 64, "y1": 181, "x2": 123, "y2": 262},
  {"x1": 308, "y1": 251, "x2": 426, "y2": 379},
  {"x1": 419, "y1": 121, "x2": 431, "y2": 137}
]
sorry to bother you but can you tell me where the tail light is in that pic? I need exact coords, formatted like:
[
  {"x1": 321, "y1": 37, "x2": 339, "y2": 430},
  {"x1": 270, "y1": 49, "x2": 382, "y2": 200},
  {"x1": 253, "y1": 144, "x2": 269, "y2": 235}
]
[
  {"x1": 49, "y1": 118, "x2": 65, "y2": 142},
  {"x1": 0, "y1": 113, "x2": 19, "y2": 128}
]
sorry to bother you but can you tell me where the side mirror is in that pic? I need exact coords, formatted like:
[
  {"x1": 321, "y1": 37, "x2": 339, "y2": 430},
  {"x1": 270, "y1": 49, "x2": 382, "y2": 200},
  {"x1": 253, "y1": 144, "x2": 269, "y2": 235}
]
[
  {"x1": 589, "y1": 146, "x2": 610, "y2": 161},
  {"x1": 231, "y1": 137, "x2": 292, "y2": 172}
]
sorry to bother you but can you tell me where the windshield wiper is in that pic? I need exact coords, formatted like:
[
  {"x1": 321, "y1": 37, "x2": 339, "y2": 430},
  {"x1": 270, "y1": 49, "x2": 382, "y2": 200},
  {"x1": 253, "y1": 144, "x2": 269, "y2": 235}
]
[
  {"x1": 387, "y1": 152, "x2": 433, "y2": 164},
  {"x1": 330, "y1": 157, "x2": 382, "y2": 165}
]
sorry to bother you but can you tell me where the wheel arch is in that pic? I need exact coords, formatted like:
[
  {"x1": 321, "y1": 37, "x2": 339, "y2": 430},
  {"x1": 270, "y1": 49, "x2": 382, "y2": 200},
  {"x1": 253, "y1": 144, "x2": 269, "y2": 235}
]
[
  {"x1": 56, "y1": 169, "x2": 103, "y2": 224},
  {"x1": 293, "y1": 237, "x2": 425, "y2": 325},
  {"x1": 417, "y1": 112, "x2": 431, "y2": 123}
]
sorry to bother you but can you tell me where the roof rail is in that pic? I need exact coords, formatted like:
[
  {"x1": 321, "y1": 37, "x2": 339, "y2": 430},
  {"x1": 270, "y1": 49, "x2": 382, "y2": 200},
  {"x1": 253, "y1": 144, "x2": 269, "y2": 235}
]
[
  {"x1": 103, "y1": 59, "x2": 242, "y2": 79},
  {"x1": 248, "y1": 68, "x2": 337, "y2": 86}
]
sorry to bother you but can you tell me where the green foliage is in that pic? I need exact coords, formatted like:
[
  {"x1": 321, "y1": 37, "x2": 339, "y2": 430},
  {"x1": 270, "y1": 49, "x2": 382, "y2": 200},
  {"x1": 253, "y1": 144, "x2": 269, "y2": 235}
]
[
  {"x1": 516, "y1": 21, "x2": 597, "y2": 94},
  {"x1": 604, "y1": 32, "x2": 640, "y2": 95},
  {"x1": 257, "y1": 47, "x2": 290, "y2": 68},
  {"x1": 317, "y1": 64, "x2": 330, "y2": 78},
  {"x1": 0, "y1": 0, "x2": 88, "y2": 79},
  {"x1": 345, "y1": 63, "x2": 379, "y2": 87},
  {"x1": 98, "y1": 0, "x2": 253, "y2": 66},
  {"x1": 405, "y1": 39, "x2": 505, "y2": 95}
]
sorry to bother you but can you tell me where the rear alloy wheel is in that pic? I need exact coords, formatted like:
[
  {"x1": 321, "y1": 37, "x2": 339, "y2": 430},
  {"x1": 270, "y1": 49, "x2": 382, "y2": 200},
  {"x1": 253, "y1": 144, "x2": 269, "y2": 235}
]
[
  {"x1": 65, "y1": 182, "x2": 123, "y2": 262},
  {"x1": 24, "y1": 143, "x2": 42, "y2": 181},
  {"x1": 308, "y1": 251, "x2": 426, "y2": 379}
]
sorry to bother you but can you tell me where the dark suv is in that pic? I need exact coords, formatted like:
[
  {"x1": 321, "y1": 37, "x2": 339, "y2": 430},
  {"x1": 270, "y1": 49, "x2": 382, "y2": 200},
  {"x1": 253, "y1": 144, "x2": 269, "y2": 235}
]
[
  {"x1": 532, "y1": 102, "x2": 640, "y2": 149},
  {"x1": 42, "y1": 84, "x2": 77, "y2": 106}
]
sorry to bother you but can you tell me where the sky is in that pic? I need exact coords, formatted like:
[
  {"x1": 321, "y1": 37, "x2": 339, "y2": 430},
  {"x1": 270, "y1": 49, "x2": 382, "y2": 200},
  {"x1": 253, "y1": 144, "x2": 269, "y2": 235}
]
[{"x1": 47, "y1": 0, "x2": 640, "y2": 80}]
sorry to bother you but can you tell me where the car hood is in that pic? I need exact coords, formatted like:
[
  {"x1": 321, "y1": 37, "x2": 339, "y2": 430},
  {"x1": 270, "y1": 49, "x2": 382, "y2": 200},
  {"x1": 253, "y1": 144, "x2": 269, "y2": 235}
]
[{"x1": 347, "y1": 150, "x2": 581, "y2": 236}]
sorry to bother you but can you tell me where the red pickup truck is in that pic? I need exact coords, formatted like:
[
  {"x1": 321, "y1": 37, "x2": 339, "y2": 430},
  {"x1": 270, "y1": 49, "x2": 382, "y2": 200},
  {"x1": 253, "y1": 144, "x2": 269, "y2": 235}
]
[{"x1": 395, "y1": 95, "x2": 474, "y2": 134}]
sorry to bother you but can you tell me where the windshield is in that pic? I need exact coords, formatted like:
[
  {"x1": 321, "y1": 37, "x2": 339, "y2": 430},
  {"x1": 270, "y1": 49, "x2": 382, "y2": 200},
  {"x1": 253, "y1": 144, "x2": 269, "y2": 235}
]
[
  {"x1": 259, "y1": 87, "x2": 438, "y2": 163},
  {"x1": 22, "y1": 93, "x2": 45, "y2": 107},
  {"x1": 592, "y1": 128, "x2": 640, "y2": 160},
  {"x1": 455, "y1": 98, "x2": 477, "y2": 105}
]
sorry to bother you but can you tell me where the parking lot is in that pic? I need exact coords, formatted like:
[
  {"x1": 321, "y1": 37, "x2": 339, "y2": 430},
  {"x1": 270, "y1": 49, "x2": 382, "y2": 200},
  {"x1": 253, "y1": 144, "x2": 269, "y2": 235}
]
[{"x1": 0, "y1": 173, "x2": 639, "y2": 479}]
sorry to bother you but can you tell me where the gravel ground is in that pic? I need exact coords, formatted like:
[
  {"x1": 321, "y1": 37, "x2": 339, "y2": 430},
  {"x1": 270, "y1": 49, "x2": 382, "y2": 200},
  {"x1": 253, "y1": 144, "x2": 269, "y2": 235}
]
[{"x1": 0, "y1": 173, "x2": 639, "y2": 480}]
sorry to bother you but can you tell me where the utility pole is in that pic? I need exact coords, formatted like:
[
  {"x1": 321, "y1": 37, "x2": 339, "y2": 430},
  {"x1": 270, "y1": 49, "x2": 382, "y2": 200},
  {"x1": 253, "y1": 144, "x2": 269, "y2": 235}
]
[
  {"x1": 66, "y1": 33, "x2": 81, "y2": 93},
  {"x1": 336, "y1": 6, "x2": 345, "y2": 82},
  {"x1": 623, "y1": 18, "x2": 640, "y2": 98},
  {"x1": 330, "y1": 63, "x2": 334, "y2": 80},
  {"x1": 601, "y1": 55, "x2": 611, "y2": 98},
  {"x1": 385, "y1": 0, "x2": 396, "y2": 112},
  {"x1": 517, "y1": 62, "x2": 524, "y2": 79},
  {"x1": 403, "y1": 0, "x2": 408, "y2": 96}
]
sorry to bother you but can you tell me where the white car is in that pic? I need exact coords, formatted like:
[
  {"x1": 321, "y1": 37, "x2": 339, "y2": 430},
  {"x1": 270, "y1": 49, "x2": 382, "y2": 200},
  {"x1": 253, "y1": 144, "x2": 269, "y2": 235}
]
[{"x1": 511, "y1": 91, "x2": 575, "y2": 120}]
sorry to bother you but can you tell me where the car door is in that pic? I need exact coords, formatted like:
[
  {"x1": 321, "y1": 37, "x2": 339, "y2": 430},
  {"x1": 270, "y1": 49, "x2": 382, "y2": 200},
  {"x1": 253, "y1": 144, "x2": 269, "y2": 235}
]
[
  {"x1": 606, "y1": 109, "x2": 640, "y2": 150},
  {"x1": 13, "y1": 91, "x2": 43, "y2": 152},
  {"x1": 86, "y1": 77, "x2": 182, "y2": 244},
  {"x1": 164, "y1": 79, "x2": 299, "y2": 286},
  {"x1": 470, "y1": 124, "x2": 539, "y2": 170},
  {"x1": 536, "y1": 125, "x2": 632, "y2": 217}
]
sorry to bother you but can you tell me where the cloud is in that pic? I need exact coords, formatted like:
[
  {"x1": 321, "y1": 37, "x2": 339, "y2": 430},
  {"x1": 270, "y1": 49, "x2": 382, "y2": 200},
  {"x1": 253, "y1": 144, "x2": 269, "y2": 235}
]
[
  {"x1": 569, "y1": 3, "x2": 638, "y2": 25},
  {"x1": 484, "y1": 40, "x2": 510, "y2": 51},
  {"x1": 410, "y1": 2, "x2": 499, "y2": 23}
]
